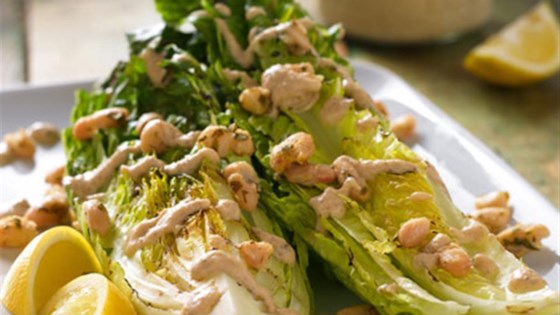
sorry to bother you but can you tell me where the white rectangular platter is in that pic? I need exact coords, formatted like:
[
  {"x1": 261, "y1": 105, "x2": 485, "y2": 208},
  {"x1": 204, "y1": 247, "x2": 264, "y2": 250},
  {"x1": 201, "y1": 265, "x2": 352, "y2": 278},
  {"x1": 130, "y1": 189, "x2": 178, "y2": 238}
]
[{"x1": 1, "y1": 61, "x2": 558, "y2": 313}]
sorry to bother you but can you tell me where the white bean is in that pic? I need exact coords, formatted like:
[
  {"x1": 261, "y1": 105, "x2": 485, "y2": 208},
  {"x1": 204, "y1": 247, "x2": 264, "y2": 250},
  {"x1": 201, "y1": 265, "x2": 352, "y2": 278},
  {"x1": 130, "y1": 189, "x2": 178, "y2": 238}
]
[
  {"x1": 475, "y1": 191, "x2": 509, "y2": 209},
  {"x1": 0, "y1": 215, "x2": 38, "y2": 248},
  {"x1": 27, "y1": 122, "x2": 60, "y2": 146},
  {"x1": 270, "y1": 132, "x2": 315, "y2": 173},
  {"x1": 239, "y1": 240, "x2": 273, "y2": 270},
  {"x1": 398, "y1": 217, "x2": 430, "y2": 248},
  {"x1": 73, "y1": 108, "x2": 129, "y2": 141}
]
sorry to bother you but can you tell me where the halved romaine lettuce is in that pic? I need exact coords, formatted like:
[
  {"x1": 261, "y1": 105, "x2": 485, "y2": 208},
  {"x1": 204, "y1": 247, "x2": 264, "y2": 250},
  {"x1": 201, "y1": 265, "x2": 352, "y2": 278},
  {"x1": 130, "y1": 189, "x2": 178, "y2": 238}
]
[{"x1": 64, "y1": 0, "x2": 560, "y2": 314}]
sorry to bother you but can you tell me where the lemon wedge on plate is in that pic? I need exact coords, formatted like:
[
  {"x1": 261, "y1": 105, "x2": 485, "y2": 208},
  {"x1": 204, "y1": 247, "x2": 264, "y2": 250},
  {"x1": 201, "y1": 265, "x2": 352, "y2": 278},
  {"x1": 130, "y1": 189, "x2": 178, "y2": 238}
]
[
  {"x1": 464, "y1": 1, "x2": 560, "y2": 86},
  {"x1": 0, "y1": 226, "x2": 102, "y2": 315},
  {"x1": 39, "y1": 273, "x2": 136, "y2": 315}
]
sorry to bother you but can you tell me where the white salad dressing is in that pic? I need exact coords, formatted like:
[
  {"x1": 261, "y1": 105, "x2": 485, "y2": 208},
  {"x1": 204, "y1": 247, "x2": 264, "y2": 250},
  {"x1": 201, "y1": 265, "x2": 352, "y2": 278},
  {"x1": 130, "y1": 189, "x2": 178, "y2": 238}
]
[
  {"x1": 64, "y1": 143, "x2": 141, "y2": 198},
  {"x1": 356, "y1": 115, "x2": 378, "y2": 132},
  {"x1": 140, "y1": 119, "x2": 200, "y2": 154},
  {"x1": 319, "y1": 96, "x2": 352, "y2": 125},
  {"x1": 191, "y1": 250, "x2": 297, "y2": 315},
  {"x1": 165, "y1": 148, "x2": 221, "y2": 176},
  {"x1": 120, "y1": 148, "x2": 220, "y2": 183},
  {"x1": 214, "y1": 17, "x2": 315, "y2": 68},
  {"x1": 121, "y1": 156, "x2": 166, "y2": 181},
  {"x1": 252, "y1": 228, "x2": 296, "y2": 265},
  {"x1": 310, "y1": 156, "x2": 417, "y2": 220},
  {"x1": 318, "y1": 58, "x2": 376, "y2": 110},
  {"x1": 181, "y1": 285, "x2": 223, "y2": 315},
  {"x1": 262, "y1": 63, "x2": 323, "y2": 114},
  {"x1": 215, "y1": 199, "x2": 241, "y2": 221},
  {"x1": 125, "y1": 198, "x2": 211, "y2": 255},
  {"x1": 310, "y1": 177, "x2": 361, "y2": 219}
]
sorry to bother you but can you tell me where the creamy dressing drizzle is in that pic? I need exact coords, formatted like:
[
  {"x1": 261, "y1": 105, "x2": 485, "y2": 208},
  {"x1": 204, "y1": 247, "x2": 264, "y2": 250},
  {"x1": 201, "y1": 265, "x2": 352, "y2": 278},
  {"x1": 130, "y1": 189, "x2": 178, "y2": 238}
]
[
  {"x1": 357, "y1": 115, "x2": 378, "y2": 132},
  {"x1": 181, "y1": 285, "x2": 223, "y2": 315},
  {"x1": 262, "y1": 63, "x2": 323, "y2": 114},
  {"x1": 309, "y1": 156, "x2": 417, "y2": 220},
  {"x1": 64, "y1": 143, "x2": 141, "y2": 198},
  {"x1": 310, "y1": 178, "x2": 361, "y2": 219},
  {"x1": 215, "y1": 199, "x2": 241, "y2": 221},
  {"x1": 125, "y1": 198, "x2": 211, "y2": 255},
  {"x1": 121, "y1": 156, "x2": 166, "y2": 181},
  {"x1": 215, "y1": 18, "x2": 315, "y2": 68},
  {"x1": 318, "y1": 58, "x2": 376, "y2": 110},
  {"x1": 191, "y1": 250, "x2": 296, "y2": 315},
  {"x1": 319, "y1": 96, "x2": 352, "y2": 125},
  {"x1": 165, "y1": 148, "x2": 220, "y2": 175},
  {"x1": 222, "y1": 69, "x2": 257, "y2": 87},
  {"x1": 245, "y1": 6, "x2": 267, "y2": 20},
  {"x1": 252, "y1": 228, "x2": 296, "y2": 265}
]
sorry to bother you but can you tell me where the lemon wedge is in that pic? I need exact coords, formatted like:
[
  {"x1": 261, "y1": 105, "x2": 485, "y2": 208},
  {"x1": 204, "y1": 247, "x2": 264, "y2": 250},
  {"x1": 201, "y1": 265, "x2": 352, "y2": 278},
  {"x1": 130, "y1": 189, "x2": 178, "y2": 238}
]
[
  {"x1": 0, "y1": 226, "x2": 102, "y2": 315},
  {"x1": 39, "y1": 273, "x2": 136, "y2": 315},
  {"x1": 464, "y1": 1, "x2": 560, "y2": 86}
]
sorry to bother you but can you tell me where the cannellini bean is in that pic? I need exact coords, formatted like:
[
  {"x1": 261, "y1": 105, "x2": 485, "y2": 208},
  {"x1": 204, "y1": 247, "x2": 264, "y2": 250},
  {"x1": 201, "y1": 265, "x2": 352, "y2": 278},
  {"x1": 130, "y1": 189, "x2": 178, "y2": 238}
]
[
  {"x1": 0, "y1": 215, "x2": 38, "y2": 248},
  {"x1": 270, "y1": 132, "x2": 315, "y2": 173},
  {"x1": 239, "y1": 240, "x2": 273, "y2": 270},
  {"x1": 0, "y1": 143, "x2": 14, "y2": 165},
  {"x1": 452, "y1": 221, "x2": 489, "y2": 244},
  {"x1": 0, "y1": 198, "x2": 30, "y2": 219},
  {"x1": 4, "y1": 129, "x2": 36, "y2": 159},
  {"x1": 25, "y1": 186, "x2": 71, "y2": 230},
  {"x1": 508, "y1": 268, "x2": 546, "y2": 293},
  {"x1": 198, "y1": 126, "x2": 254, "y2": 157},
  {"x1": 283, "y1": 163, "x2": 336, "y2": 186},
  {"x1": 83, "y1": 199, "x2": 111, "y2": 236},
  {"x1": 223, "y1": 162, "x2": 260, "y2": 211},
  {"x1": 239, "y1": 87, "x2": 271, "y2": 115},
  {"x1": 424, "y1": 233, "x2": 452, "y2": 253},
  {"x1": 475, "y1": 191, "x2": 509, "y2": 209},
  {"x1": 373, "y1": 100, "x2": 389, "y2": 118},
  {"x1": 438, "y1": 246, "x2": 471, "y2": 277},
  {"x1": 198, "y1": 126, "x2": 231, "y2": 157},
  {"x1": 45, "y1": 165, "x2": 65, "y2": 185},
  {"x1": 208, "y1": 234, "x2": 228, "y2": 250},
  {"x1": 73, "y1": 108, "x2": 129, "y2": 141},
  {"x1": 136, "y1": 112, "x2": 163, "y2": 135},
  {"x1": 230, "y1": 128, "x2": 254, "y2": 156},
  {"x1": 391, "y1": 114, "x2": 416, "y2": 141},
  {"x1": 397, "y1": 217, "x2": 431, "y2": 248},
  {"x1": 497, "y1": 224, "x2": 550, "y2": 258},
  {"x1": 473, "y1": 254, "x2": 499, "y2": 278},
  {"x1": 140, "y1": 119, "x2": 182, "y2": 153},
  {"x1": 335, "y1": 304, "x2": 378, "y2": 315},
  {"x1": 471, "y1": 207, "x2": 511, "y2": 233},
  {"x1": 27, "y1": 122, "x2": 60, "y2": 146},
  {"x1": 25, "y1": 207, "x2": 60, "y2": 230}
]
